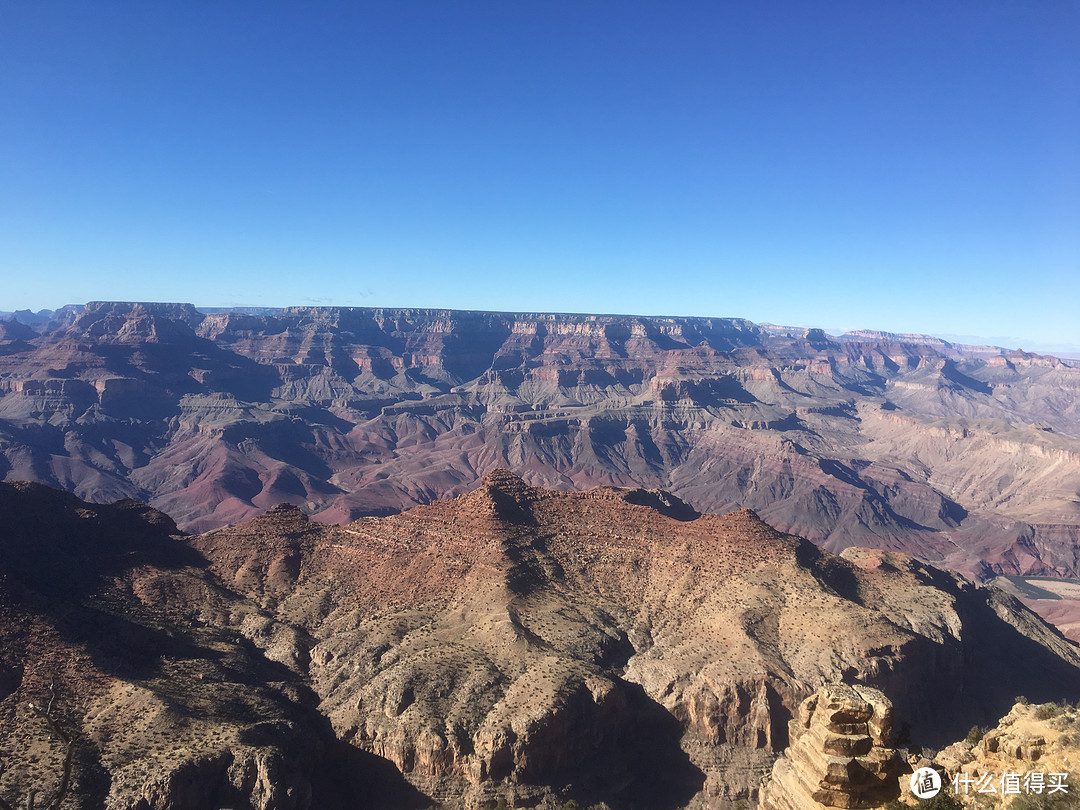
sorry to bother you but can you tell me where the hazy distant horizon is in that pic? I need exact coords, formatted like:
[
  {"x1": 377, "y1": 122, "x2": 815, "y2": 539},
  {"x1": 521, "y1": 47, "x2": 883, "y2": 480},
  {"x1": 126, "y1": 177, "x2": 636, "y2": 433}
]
[{"x1": 3, "y1": 298, "x2": 1077, "y2": 357}]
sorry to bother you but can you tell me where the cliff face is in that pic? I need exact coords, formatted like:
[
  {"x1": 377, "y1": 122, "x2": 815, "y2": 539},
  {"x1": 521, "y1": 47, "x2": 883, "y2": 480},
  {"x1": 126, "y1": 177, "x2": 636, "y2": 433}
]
[{"x1": 2, "y1": 303, "x2": 1079, "y2": 591}]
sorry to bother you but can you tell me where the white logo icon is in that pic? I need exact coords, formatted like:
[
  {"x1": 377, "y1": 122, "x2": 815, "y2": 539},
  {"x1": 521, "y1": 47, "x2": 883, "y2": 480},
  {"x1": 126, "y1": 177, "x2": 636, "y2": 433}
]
[{"x1": 912, "y1": 767, "x2": 943, "y2": 799}]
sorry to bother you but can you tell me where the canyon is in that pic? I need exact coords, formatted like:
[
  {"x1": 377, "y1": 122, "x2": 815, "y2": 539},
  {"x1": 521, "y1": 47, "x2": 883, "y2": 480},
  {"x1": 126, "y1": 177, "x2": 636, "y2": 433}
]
[{"x1": 1, "y1": 302, "x2": 1079, "y2": 605}]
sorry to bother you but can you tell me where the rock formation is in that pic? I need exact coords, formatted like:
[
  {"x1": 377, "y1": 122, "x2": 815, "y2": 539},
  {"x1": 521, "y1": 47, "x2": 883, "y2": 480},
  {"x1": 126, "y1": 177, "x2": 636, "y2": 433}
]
[
  {"x1": 926, "y1": 700, "x2": 1080, "y2": 807},
  {"x1": 1, "y1": 303, "x2": 1079, "y2": 601},
  {"x1": 760, "y1": 685, "x2": 902, "y2": 810},
  {"x1": 0, "y1": 481, "x2": 425, "y2": 810},
  {"x1": 2, "y1": 474, "x2": 1080, "y2": 809}
]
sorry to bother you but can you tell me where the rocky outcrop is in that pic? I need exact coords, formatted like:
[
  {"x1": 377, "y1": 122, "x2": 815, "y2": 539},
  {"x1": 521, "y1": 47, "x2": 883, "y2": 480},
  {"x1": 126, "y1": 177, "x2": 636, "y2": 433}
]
[
  {"x1": 105, "y1": 744, "x2": 315, "y2": 810},
  {"x1": 926, "y1": 700, "x2": 1080, "y2": 807},
  {"x1": 195, "y1": 472, "x2": 1080, "y2": 807},
  {"x1": 761, "y1": 685, "x2": 903, "y2": 810}
]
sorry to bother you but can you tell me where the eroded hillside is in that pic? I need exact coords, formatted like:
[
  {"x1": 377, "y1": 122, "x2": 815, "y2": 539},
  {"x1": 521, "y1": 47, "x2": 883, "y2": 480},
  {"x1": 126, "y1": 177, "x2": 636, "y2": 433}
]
[{"x1": 3, "y1": 474, "x2": 1078, "y2": 809}]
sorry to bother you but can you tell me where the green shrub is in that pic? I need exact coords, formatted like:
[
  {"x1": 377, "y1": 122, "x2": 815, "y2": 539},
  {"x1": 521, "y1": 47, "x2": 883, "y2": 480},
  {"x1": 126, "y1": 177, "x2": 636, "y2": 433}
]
[
  {"x1": 1009, "y1": 786, "x2": 1080, "y2": 810},
  {"x1": 917, "y1": 791, "x2": 965, "y2": 810},
  {"x1": 966, "y1": 725, "x2": 986, "y2": 746},
  {"x1": 1034, "y1": 702, "x2": 1061, "y2": 720}
]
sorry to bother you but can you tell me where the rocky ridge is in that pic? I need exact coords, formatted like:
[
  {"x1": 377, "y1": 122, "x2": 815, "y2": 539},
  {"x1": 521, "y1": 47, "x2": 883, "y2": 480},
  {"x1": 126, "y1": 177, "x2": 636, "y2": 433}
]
[
  {"x1": 924, "y1": 700, "x2": 1080, "y2": 808},
  {"x1": 2, "y1": 474, "x2": 1080, "y2": 808}
]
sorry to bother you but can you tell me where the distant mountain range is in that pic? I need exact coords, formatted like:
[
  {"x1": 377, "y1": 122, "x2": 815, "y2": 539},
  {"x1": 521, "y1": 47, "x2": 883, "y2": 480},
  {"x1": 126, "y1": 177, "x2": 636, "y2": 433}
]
[
  {"x1": 1, "y1": 301, "x2": 1078, "y2": 593},
  {"x1": 5, "y1": 306, "x2": 1078, "y2": 359}
]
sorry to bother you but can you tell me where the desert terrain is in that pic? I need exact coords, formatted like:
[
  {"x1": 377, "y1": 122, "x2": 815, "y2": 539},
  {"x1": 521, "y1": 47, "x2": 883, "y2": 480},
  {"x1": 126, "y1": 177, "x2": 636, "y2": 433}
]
[
  {"x1": 1, "y1": 303, "x2": 1078, "y2": 589},
  {"x1": 1, "y1": 474, "x2": 1078, "y2": 809}
]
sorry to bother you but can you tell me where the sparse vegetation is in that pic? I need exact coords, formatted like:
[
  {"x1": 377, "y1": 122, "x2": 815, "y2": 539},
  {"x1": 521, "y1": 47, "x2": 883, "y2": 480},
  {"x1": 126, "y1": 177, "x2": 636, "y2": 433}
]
[
  {"x1": 917, "y1": 791, "x2": 965, "y2": 810},
  {"x1": 1008, "y1": 777, "x2": 1080, "y2": 810},
  {"x1": 1034, "y1": 702, "x2": 1062, "y2": 720},
  {"x1": 0, "y1": 684, "x2": 76, "y2": 810},
  {"x1": 966, "y1": 725, "x2": 987, "y2": 746},
  {"x1": 3, "y1": 428, "x2": 1080, "y2": 810}
]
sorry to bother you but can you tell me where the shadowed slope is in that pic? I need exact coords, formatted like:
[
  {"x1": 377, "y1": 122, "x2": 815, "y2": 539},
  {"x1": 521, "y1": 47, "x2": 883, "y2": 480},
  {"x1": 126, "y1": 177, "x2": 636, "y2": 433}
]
[{"x1": 0, "y1": 482, "x2": 428, "y2": 810}]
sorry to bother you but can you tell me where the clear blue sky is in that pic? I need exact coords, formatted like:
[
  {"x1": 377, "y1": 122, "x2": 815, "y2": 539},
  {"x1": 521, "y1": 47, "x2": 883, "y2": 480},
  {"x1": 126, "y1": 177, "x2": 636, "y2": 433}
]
[{"x1": 2, "y1": 2, "x2": 1077, "y2": 349}]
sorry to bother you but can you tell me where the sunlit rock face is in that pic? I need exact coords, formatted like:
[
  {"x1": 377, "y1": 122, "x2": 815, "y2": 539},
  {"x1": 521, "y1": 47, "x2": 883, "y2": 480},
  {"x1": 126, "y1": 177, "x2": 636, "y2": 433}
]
[
  {"x1": 760, "y1": 685, "x2": 903, "y2": 810},
  {"x1": 2, "y1": 475, "x2": 1080, "y2": 808}
]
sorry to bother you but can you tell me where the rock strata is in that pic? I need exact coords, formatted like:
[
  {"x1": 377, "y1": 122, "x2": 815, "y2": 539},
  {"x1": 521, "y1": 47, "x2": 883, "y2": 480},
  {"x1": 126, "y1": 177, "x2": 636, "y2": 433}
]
[
  {"x1": 193, "y1": 472, "x2": 1080, "y2": 807},
  {"x1": 762, "y1": 685, "x2": 902, "y2": 810},
  {"x1": 2, "y1": 303, "x2": 1080, "y2": 591}
]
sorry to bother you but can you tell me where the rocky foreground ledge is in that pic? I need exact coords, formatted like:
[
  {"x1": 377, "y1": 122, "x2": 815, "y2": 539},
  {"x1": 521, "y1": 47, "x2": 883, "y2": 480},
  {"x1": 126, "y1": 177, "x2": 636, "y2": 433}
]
[
  {"x1": 1, "y1": 473, "x2": 1079, "y2": 809},
  {"x1": 761, "y1": 687, "x2": 1080, "y2": 810},
  {"x1": 761, "y1": 685, "x2": 903, "y2": 810}
]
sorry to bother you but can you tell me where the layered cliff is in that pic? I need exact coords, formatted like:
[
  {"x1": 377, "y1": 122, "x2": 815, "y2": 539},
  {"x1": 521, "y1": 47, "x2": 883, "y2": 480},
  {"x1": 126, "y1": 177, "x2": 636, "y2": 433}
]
[{"x1": 2, "y1": 303, "x2": 1079, "y2": 592}]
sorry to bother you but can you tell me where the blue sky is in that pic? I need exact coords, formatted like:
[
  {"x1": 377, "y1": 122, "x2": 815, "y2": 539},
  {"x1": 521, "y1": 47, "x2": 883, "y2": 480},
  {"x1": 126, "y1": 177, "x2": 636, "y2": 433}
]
[{"x1": 1, "y1": 2, "x2": 1077, "y2": 349}]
